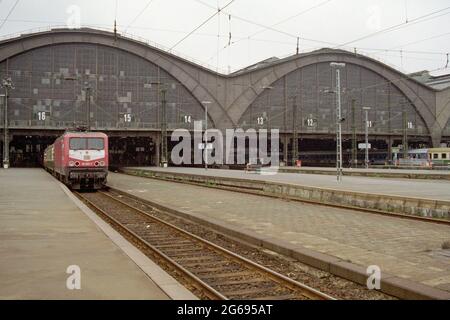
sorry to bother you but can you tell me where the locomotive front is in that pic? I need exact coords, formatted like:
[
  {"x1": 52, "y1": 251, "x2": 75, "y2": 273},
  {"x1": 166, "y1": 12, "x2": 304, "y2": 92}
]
[{"x1": 64, "y1": 132, "x2": 109, "y2": 190}]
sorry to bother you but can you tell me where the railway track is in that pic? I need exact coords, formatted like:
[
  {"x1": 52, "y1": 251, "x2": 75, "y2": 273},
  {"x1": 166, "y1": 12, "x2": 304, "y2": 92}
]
[{"x1": 75, "y1": 190, "x2": 335, "y2": 300}]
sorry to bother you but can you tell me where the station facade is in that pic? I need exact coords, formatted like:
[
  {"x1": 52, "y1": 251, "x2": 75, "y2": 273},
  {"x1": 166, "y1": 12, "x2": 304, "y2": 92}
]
[{"x1": 1, "y1": 28, "x2": 450, "y2": 167}]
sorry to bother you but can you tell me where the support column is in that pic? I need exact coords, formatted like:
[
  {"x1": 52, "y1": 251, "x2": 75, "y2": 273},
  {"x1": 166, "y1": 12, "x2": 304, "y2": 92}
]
[
  {"x1": 283, "y1": 77, "x2": 288, "y2": 165},
  {"x1": 292, "y1": 96, "x2": 298, "y2": 166},
  {"x1": 431, "y1": 133, "x2": 442, "y2": 148},
  {"x1": 155, "y1": 133, "x2": 161, "y2": 166},
  {"x1": 402, "y1": 101, "x2": 408, "y2": 159},
  {"x1": 387, "y1": 136, "x2": 393, "y2": 164},
  {"x1": 351, "y1": 99, "x2": 357, "y2": 167},
  {"x1": 160, "y1": 88, "x2": 168, "y2": 165},
  {"x1": 283, "y1": 134, "x2": 288, "y2": 165}
]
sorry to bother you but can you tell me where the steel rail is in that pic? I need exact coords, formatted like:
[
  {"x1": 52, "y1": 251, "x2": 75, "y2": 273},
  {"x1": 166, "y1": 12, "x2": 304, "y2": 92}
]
[
  {"x1": 75, "y1": 191, "x2": 227, "y2": 300},
  {"x1": 101, "y1": 190, "x2": 334, "y2": 300},
  {"x1": 78, "y1": 190, "x2": 335, "y2": 300}
]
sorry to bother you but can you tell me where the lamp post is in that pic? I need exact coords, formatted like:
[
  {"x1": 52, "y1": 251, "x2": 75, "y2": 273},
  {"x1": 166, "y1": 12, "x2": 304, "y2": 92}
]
[
  {"x1": 292, "y1": 96, "x2": 298, "y2": 166},
  {"x1": 150, "y1": 82, "x2": 169, "y2": 167},
  {"x1": 0, "y1": 93, "x2": 6, "y2": 168},
  {"x1": 351, "y1": 99, "x2": 357, "y2": 168},
  {"x1": 1, "y1": 77, "x2": 14, "y2": 169},
  {"x1": 363, "y1": 107, "x2": 371, "y2": 169},
  {"x1": 84, "y1": 81, "x2": 92, "y2": 131},
  {"x1": 330, "y1": 62, "x2": 346, "y2": 182},
  {"x1": 202, "y1": 101, "x2": 212, "y2": 170},
  {"x1": 402, "y1": 100, "x2": 408, "y2": 160},
  {"x1": 262, "y1": 86, "x2": 273, "y2": 133},
  {"x1": 160, "y1": 87, "x2": 168, "y2": 167}
]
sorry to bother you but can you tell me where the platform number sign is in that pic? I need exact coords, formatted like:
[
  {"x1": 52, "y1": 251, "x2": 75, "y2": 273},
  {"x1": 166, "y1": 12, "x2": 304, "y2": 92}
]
[
  {"x1": 38, "y1": 111, "x2": 46, "y2": 121},
  {"x1": 407, "y1": 121, "x2": 414, "y2": 129},
  {"x1": 257, "y1": 116, "x2": 265, "y2": 125},
  {"x1": 366, "y1": 120, "x2": 373, "y2": 128},
  {"x1": 124, "y1": 113, "x2": 132, "y2": 123},
  {"x1": 183, "y1": 115, "x2": 192, "y2": 123},
  {"x1": 306, "y1": 118, "x2": 317, "y2": 127}
]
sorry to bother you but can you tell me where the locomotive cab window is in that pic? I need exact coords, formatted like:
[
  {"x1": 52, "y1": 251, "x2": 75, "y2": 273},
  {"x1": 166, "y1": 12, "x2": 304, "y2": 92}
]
[
  {"x1": 69, "y1": 138, "x2": 86, "y2": 150},
  {"x1": 69, "y1": 138, "x2": 105, "y2": 150},
  {"x1": 87, "y1": 138, "x2": 104, "y2": 150}
]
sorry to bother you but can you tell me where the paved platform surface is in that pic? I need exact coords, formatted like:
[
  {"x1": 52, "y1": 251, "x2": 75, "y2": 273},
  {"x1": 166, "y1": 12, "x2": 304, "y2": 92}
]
[
  {"x1": 133, "y1": 167, "x2": 450, "y2": 201},
  {"x1": 0, "y1": 169, "x2": 169, "y2": 299},
  {"x1": 109, "y1": 172, "x2": 450, "y2": 293},
  {"x1": 282, "y1": 166, "x2": 450, "y2": 175}
]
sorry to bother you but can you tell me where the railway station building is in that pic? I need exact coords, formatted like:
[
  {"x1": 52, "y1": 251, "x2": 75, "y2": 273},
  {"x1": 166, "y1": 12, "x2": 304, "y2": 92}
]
[{"x1": 1, "y1": 28, "x2": 450, "y2": 167}]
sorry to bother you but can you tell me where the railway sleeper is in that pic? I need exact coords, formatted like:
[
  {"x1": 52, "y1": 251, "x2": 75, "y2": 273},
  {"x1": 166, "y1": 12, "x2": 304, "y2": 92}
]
[
  {"x1": 221, "y1": 286, "x2": 285, "y2": 298},
  {"x1": 208, "y1": 277, "x2": 268, "y2": 287},
  {"x1": 200, "y1": 271, "x2": 256, "y2": 280},
  {"x1": 182, "y1": 260, "x2": 234, "y2": 268},
  {"x1": 163, "y1": 250, "x2": 217, "y2": 258},
  {"x1": 173, "y1": 255, "x2": 219, "y2": 262},
  {"x1": 253, "y1": 294, "x2": 301, "y2": 300},
  {"x1": 195, "y1": 267, "x2": 250, "y2": 275},
  {"x1": 155, "y1": 242, "x2": 197, "y2": 249},
  {"x1": 141, "y1": 234, "x2": 182, "y2": 241},
  {"x1": 160, "y1": 247, "x2": 206, "y2": 254}
]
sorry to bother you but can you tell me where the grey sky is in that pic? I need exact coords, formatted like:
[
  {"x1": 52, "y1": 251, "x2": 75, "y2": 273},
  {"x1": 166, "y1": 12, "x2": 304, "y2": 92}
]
[{"x1": 0, "y1": 0, "x2": 449, "y2": 75}]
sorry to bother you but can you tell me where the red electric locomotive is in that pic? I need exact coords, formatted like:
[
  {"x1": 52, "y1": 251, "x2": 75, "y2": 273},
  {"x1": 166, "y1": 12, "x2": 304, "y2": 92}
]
[{"x1": 44, "y1": 131, "x2": 109, "y2": 190}]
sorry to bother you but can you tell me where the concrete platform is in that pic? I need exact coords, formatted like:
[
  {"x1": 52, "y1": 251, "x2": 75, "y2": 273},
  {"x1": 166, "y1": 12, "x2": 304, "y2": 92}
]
[
  {"x1": 120, "y1": 167, "x2": 450, "y2": 220},
  {"x1": 134, "y1": 167, "x2": 450, "y2": 200},
  {"x1": 0, "y1": 168, "x2": 194, "y2": 300},
  {"x1": 279, "y1": 166, "x2": 450, "y2": 180},
  {"x1": 107, "y1": 171, "x2": 450, "y2": 299}
]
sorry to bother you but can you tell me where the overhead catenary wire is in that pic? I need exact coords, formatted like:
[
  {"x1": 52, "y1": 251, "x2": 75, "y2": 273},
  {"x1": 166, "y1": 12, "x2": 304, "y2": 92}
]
[
  {"x1": 0, "y1": 0, "x2": 20, "y2": 32},
  {"x1": 335, "y1": 5, "x2": 450, "y2": 48},
  {"x1": 193, "y1": 0, "x2": 297, "y2": 40},
  {"x1": 227, "y1": 0, "x2": 333, "y2": 47},
  {"x1": 1, "y1": 17, "x2": 446, "y2": 60},
  {"x1": 203, "y1": 1, "x2": 337, "y2": 64},
  {"x1": 389, "y1": 31, "x2": 450, "y2": 50},
  {"x1": 124, "y1": 0, "x2": 155, "y2": 32},
  {"x1": 199, "y1": 0, "x2": 450, "y2": 68},
  {"x1": 169, "y1": 0, "x2": 235, "y2": 51},
  {"x1": 0, "y1": 2, "x2": 448, "y2": 77}
]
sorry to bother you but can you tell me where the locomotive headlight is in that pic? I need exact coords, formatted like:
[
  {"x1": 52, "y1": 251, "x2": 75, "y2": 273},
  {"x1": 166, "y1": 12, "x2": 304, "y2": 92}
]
[
  {"x1": 69, "y1": 161, "x2": 75, "y2": 167},
  {"x1": 100, "y1": 161, "x2": 105, "y2": 166}
]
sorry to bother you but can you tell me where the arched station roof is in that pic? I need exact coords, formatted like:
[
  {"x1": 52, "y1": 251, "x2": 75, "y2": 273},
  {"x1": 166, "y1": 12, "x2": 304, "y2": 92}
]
[{"x1": 1, "y1": 28, "x2": 449, "y2": 144}]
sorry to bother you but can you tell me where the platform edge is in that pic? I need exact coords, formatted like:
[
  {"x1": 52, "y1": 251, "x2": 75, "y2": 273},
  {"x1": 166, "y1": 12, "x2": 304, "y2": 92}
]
[{"x1": 60, "y1": 183, "x2": 198, "y2": 300}]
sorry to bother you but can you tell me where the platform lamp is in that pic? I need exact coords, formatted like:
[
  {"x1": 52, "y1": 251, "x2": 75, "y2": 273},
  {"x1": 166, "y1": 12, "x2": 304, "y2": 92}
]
[
  {"x1": 201, "y1": 101, "x2": 212, "y2": 170},
  {"x1": 330, "y1": 62, "x2": 346, "y2": 182},
  {"x1": 262, "y1": 85, "x2": 273, "y2": 133},
  {"x1": 362, "y1": 107, "x2": 371, "y2": 169},
  {"x1": 0, "y1": 94, "x2": 5, "y2": 168},
  {"x1": 150, "y1": 82, "x2": 169, "y2": 167},
  {"x1": 1, "y1": 77, "x2": 14, "y2": 169}
]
